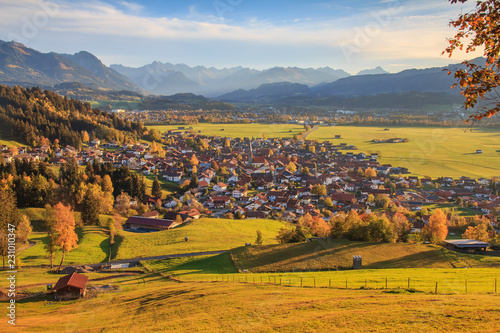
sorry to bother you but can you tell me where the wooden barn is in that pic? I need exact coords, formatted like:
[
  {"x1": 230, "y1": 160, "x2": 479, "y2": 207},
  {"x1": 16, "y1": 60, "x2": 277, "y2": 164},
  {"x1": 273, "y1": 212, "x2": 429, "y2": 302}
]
[
  {"x1": 124, "y1": 216, "x2": 179, "y2": 231},
  {"x1": 53, "y1": 272, "x2": 88, "y2": 300}
]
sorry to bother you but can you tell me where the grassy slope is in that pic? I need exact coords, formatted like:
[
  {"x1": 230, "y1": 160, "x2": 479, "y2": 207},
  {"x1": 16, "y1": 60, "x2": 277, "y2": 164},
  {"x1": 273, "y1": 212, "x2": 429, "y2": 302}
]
[
  {"x1": 230, "y1": 240, "x2": 500, "y2": 272},
  {"x1": 116, "y1": 218, "x2": 287, "y2": 260},
  {"x1": 19, "y1": 218, "x2": 287, "y2": 265},
  {"x1": 6, "y1": 268, "x2": 500, "y2": 333},
  {"x1": 150, "y1": 123, "x2": 500, "y2": 178}
]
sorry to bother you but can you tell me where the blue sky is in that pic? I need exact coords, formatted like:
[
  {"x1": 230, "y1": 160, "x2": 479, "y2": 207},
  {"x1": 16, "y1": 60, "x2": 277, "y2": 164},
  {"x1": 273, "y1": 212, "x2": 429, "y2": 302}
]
[{"x1": 0, "y1": 0, "x2": 479, "y2": 73}]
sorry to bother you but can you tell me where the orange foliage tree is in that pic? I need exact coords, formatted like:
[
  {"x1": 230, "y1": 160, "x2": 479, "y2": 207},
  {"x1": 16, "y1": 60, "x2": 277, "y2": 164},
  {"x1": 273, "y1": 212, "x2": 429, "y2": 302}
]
[
  {"x1": 423, "y1": 209, "x2": 448, "y2": 242},
  {"x1": 54, "y1": 203, "x2": 78, "y2": 270},
  {"x1": 444, "y1": 0, "x2": 500, "y2": 123}
]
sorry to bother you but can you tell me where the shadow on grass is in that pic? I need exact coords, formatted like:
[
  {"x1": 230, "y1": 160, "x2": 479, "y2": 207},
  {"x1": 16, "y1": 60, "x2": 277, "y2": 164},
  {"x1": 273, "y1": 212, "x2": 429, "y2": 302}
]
[
  {"x1": 110, "y1": 234, "x2": 124, "y2": 261},
  {"x1": 367, "y1": 250, "x2": 450, "y2": 269}
]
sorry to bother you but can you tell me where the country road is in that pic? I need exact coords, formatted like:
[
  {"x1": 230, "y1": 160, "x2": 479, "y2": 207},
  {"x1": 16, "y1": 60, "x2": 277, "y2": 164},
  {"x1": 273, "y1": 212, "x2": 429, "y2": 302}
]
[{"x1": 303, "y1": 126, "x2": 319, "y2": 139}]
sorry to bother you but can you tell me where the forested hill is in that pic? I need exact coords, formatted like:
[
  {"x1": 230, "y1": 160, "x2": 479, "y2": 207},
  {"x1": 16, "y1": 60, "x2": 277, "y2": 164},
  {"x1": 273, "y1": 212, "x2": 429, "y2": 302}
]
[{"x1": 0, "y1": 85, "x2": 147, "y2": 149}]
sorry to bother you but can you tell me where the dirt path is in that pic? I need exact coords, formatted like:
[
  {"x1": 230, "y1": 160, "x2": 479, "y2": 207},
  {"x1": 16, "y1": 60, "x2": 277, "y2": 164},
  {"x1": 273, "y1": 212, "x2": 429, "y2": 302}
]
[{"x1": 303, "y1": 126, "x2": 319, "y2": 139}]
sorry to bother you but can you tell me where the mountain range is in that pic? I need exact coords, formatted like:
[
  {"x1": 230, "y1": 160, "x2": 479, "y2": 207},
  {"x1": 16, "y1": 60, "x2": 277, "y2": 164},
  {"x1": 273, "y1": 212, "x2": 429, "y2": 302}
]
[
  {"x1": 110, "y1": 62, "x2": 352, "y2": 96},
  {"x1": 0, "y1": 40, "x2": 471, "y2": 109}
]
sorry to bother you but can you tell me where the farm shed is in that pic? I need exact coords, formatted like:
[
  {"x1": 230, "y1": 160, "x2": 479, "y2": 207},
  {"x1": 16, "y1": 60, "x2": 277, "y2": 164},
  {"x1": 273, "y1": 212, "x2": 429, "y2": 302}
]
[
  {"x1": 444, "y1": 239, "x2": 489, "y2": 251},
  {"x1": 125, "y1": 216, "x2": 178, "y2": 231},
  {"x1": 53, "y1": 272, "x2": 88, "y2": 300}
]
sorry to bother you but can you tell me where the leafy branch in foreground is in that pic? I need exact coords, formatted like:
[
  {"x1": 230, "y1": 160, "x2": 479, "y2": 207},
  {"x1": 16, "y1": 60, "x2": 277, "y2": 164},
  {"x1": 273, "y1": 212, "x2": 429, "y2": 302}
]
[{"x1": 444, "y1": 0, "x2": 500, "y2": 124}]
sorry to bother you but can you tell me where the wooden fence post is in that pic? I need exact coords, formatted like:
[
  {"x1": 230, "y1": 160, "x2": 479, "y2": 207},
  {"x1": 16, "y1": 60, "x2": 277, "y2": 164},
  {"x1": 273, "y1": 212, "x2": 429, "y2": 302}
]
[
  {"x1": 435, "y1": 282, "x2": 438, "y2": 294},
  {"x1": 301, "y1": 278, "x2": 303, "y2": 287},
  {"x1": 408, "y1": 278, "x2": 410, "y2": 289},
  {"x1": 329, "y1": 279, "x2": 331, "y2": 287},
  {"x1": 385, "y1": 278, "x2": 388, "y2": 289}
]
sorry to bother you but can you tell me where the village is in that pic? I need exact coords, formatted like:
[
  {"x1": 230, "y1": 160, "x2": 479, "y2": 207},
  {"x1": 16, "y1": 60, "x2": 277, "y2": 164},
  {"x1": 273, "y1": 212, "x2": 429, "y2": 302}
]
[{"x1": 2, "y1": 128, "x2": 498, "y2": 234}]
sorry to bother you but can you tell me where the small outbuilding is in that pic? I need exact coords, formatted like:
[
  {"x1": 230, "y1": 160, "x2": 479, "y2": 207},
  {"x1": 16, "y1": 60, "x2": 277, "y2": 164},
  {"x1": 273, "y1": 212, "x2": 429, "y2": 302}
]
[
  {"x1": 53, "y1": 272, "x2": 88, "y2": 300},
  {"x1": 444, "y1": 239, "x2": 489, "y2": 252}
]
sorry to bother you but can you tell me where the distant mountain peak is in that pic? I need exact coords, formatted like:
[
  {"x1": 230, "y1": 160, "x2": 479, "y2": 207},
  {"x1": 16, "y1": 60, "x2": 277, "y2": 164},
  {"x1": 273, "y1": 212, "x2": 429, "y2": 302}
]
[{"x1": 357, "y1": 66, "x2": 389, "y2": 76}]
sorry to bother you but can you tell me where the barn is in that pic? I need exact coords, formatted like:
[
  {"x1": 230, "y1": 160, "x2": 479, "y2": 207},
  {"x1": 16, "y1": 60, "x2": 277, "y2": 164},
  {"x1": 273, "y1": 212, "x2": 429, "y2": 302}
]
[
  {"x1": 444, "y1": 239, "x2": 489, "y2": 252},
  {"x1": 53, "y1": 272, "x2": 88, "y2": 300},
  {"x1": 124, "y1": 216, "x2": 179, "y2": 231}
]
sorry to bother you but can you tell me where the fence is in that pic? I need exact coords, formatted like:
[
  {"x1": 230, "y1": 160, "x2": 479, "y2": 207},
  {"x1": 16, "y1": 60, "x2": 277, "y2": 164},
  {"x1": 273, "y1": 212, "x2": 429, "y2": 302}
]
[{"x1": 172, "y1": 273, "x2": 499, "y2": 295}]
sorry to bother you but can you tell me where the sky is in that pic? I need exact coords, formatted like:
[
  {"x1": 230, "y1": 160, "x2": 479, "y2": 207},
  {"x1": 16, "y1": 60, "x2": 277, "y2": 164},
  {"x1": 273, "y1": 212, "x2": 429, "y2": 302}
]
[{"x1": 0, "y1": 0, "x2": 480, "y2": 74}]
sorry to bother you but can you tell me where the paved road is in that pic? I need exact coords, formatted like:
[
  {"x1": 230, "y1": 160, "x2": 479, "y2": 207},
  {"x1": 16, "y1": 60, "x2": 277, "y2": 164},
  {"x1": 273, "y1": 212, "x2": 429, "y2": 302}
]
[
  {"x1": 88, "y1": 250, "x2": 229, "y2": 268},
  {"x1": 303, "y1": 126, "x2": 319, "y2": 139}
]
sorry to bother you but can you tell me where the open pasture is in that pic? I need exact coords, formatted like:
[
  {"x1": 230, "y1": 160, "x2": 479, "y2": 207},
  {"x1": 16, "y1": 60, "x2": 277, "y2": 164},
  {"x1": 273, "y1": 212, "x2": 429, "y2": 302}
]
[{"x1": 150, "y1": 123, "x2": 500, "y2": 178}]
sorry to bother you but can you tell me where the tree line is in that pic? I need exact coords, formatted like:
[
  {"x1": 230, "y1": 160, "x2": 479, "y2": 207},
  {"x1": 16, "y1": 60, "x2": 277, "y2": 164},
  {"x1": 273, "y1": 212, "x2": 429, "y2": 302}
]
[{"x1": 0, "y1": 85, "x2": 148, "y2": 149}]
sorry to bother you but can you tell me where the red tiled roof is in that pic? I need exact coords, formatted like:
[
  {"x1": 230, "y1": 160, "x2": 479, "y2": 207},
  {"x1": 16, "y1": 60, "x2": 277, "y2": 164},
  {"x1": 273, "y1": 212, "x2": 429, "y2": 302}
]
[{"x1": 54, "y1": 272, "x2": 88, "y2": 291}]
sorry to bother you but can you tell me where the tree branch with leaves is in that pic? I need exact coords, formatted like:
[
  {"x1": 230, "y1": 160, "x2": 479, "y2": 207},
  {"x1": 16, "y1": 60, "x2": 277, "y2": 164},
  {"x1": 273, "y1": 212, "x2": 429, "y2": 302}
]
[{"x1": 444, "y1": 0, "x2": 500, "y2": 123}]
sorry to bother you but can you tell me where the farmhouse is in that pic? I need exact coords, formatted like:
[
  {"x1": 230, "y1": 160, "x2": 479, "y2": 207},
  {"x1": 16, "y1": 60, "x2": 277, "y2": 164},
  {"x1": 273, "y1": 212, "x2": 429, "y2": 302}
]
[
  {"x1": 125, "y1": 216, "x2": 179, "y2": 231},
  {"x1": 53, "y1": 272, "x2": 88, "y2": 300}
]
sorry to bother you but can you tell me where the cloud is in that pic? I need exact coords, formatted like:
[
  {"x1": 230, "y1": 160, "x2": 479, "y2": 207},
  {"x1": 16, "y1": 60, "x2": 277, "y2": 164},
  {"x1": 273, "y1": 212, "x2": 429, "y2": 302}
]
[
  {"x1": 0, "y1": 0, "x2": 482, "y2": 70},
  {"x1": 118, "y1": 1, "x2": 143, "y2": 13}
]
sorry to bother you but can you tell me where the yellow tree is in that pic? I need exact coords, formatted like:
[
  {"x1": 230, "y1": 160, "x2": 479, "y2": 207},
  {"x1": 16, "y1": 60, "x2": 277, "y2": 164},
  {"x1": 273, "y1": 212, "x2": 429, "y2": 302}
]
[
  {"x1": 365, "y1": 167, "x2": 377, "y2": 179},
  {"x1": 286, "y1": 161, "x2": 297, "y2": 173},
  {"x1": 54, "y1": 203, "x2": 78, "y2": 270},
  {"x1": 190, "y1": 154, "x2": 199, "y2": 166},
  {"x1": 424, "y1": 209, "x2": 448, "y2": 242},
  {"x1": 462, "y1": 224, "x2": 490, "y2": 242}
]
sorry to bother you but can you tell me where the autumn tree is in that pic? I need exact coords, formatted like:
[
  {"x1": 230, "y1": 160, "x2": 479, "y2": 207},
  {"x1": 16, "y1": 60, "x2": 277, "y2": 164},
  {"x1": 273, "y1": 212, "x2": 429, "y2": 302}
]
[
  {"x1": 286, "y1": 161, "x2": 297, "y2": 173},
  {"x1": 115, "y1": 192, "x2": 131, "y2": 216},
  {"x1": 54, "y1": 203, "x2": 78, "y2": 270},
  {"x1": 0, "y1": 188, "x2": 23, "y2": 269},
  {"x1": 423, "y1": 209, "x2": 449, "y2": 242},
  {"x1": 365, "y1": 167, "x2": 377, "y2": 179},
  {"x1": 81, "y1": 184, "x2": 102, "y2": 225},
  {"x1": 367, "y1": 216, "x2": 395, "y2": 243},
  {"x1": 462, "y1": 223, "x2": 490, "y2": 242},
  {"x1": 311, "y1": 184, "x2": 327, "y2": 196},
  {"x1": 444, "y1": 0, "x2": 500, "y2": 123},
  {"x1": 16, "y1": 215, "x2": 32, "y2": 244},
  {"x1": 44, "y1": 204, "x2": 58, "y2": 270},
  {"x1": 190, "y1": 154, "x2": 199, "y2": 166}
]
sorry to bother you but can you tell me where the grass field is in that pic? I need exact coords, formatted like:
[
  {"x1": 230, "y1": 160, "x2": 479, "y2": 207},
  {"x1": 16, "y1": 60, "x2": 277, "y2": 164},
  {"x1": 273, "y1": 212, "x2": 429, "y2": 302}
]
[
  {"x1": 6, "y1": 265, "x2": 500, "y2": 332},
  {"x1": 149, "y1": 123, "x2": 500, "y2": 178},
  {"x1": 115, "y1": 218, "x2": 287, "y2": 260},
  {"x1": 18, "y1": 218, "x2": 287, "y2": 266},
  {"x1": 149, "y1": 123, "x2": 306, "y2": 139},
  {"x1": 0, "y1": 138, "x2": 27, "y2": 148},
  {"x1": 423, "y1": 203, "x2": 481, "y2": 217},
  {"x1": 309, "y1": 126, "x2": 500, "y2": 178}
]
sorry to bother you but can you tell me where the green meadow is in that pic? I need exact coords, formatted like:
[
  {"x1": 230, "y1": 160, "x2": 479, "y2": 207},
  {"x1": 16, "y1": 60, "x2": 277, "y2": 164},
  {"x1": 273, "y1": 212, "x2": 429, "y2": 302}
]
[
  {"x1": 150, "y1": 123, "x2": 500, "y2": 178},
  {"x1": 18, "y1": 218, "x2": 287, "y2": 266},
  {"x1": 309, "y1": 126, "x2": 500, "y2": 179}
]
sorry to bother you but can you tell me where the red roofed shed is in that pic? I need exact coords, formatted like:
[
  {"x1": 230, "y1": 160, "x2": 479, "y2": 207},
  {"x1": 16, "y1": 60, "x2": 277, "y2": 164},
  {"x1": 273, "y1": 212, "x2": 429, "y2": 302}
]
[{"x1": 53, "y1": 272, "x2": 88, "y2": 300}]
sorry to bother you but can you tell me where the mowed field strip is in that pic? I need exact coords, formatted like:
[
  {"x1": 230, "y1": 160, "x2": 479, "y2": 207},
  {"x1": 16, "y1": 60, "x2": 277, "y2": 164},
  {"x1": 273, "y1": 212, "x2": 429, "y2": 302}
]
[{"x1": 150, "y1": 124, "x2": 500, "y2": 178}]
